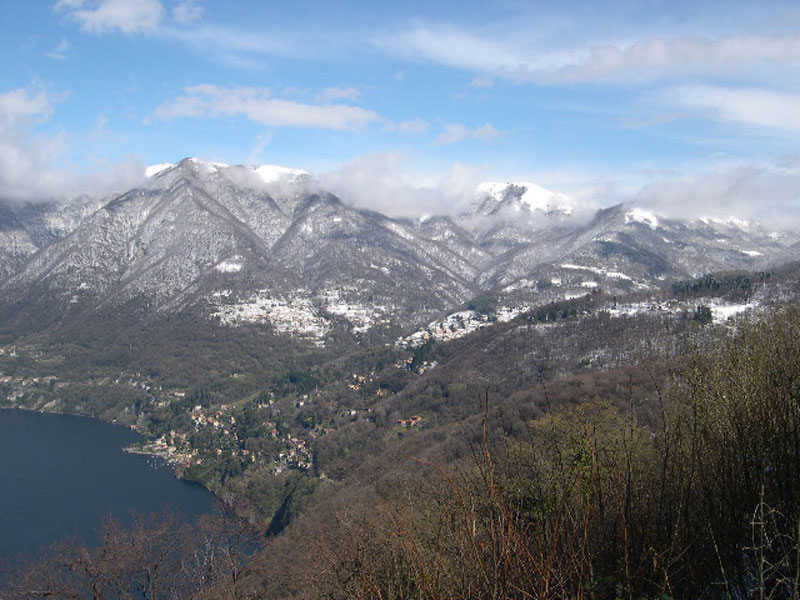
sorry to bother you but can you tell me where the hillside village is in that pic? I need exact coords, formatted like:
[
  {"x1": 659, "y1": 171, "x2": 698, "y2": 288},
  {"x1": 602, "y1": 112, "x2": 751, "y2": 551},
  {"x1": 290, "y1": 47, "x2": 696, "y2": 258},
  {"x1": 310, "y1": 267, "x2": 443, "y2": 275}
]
[{"x1": 0, "y1": 267, "x2": 787, "y2": 515}]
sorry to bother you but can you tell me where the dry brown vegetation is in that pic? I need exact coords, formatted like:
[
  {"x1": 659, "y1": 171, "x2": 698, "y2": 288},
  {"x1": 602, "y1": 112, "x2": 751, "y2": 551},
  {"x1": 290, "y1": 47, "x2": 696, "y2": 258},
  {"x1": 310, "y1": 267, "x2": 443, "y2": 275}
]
[
  {"x1": 246, "y1": 305, "x2": 800, "y2": 599},
  {"x1": 4, "y1": 305, "x2": 800, "y2": 599},
  {"x1": 0, "y1": 510, "x2": 256, "y2": 600}
]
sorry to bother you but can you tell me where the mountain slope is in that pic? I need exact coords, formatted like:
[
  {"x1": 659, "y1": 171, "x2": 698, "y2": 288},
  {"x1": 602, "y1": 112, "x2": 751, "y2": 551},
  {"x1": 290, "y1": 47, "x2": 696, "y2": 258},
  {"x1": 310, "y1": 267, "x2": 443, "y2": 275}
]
[{"x1": 0, "y1": 158, "x2": 796, "y2": 341}]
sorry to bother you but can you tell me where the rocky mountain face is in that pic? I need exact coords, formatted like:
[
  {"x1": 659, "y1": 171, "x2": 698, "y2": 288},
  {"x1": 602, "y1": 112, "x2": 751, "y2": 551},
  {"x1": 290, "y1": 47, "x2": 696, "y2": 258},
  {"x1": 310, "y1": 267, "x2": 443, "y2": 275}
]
[
  {"x1": 0, "y1": 195, "x2": 103, "y2": 282},
  {"x1": 0, "y1": 158, "x2": 795, "y2": 341}
]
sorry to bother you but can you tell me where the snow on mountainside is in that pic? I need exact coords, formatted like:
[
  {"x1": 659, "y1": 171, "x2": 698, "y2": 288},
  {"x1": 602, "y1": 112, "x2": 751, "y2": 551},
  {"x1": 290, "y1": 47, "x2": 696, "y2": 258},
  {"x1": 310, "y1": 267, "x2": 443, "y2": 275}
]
[
  {"x1": 471, "y1": 181, "x2": 574, "y2": 218},
  {"x1": 146, "y1": 161, "x2": 309, "y2": 185},
  {"x1": 0, "y1": 195, "x2": 105, "y2": 281},
  {"x1": 0, "y1": 158, "x2": 477, "y2": 337},
  {"x1": 625, "y1": 208, "x2": 659, "y2": 229},
  {"x1": 254, "y1": 164, "x2": 309, "y2": 184},
  {"x1": 1, "y1": 157, "x2": 797, "y2": 344}
]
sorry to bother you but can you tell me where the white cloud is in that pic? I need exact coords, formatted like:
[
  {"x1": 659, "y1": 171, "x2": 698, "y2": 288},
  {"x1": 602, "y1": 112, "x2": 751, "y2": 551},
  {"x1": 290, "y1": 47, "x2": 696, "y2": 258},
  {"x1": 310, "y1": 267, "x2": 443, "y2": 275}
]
[
  {"x1": 149, "y1": 84, "x2": 380, "y2": 130},
  {"x1": 56, "y1": 1, "x2": 314, "y2": 68},
  {"x1": 381, "y1": 27, "x2": 528, "y2": 77},
  {"x1": 45, "y1": 38, "x2": 71, "y2": 60},
  {"x1": 543, "y1": 34, "x2": 800, "y2": 84},
  {"x1": 246, "y1": 131, "x2": 274, "y2": 166},
  {"x1": 0, "y1": 87, "x2": 145, "y2": 201},
  {"x1": 671, "y1": 85, "x2": 800, "y2": 132},
  {"x1": 0, "y1": 89, "x2": 54, "y2": 129},
  {"x1": 380, "y1": 27, "x2": 800, "y2": 84},
  {"x1": 0, "y1": 88, "x2": 66, "y2": 199},
  {"x1": 56, "y1": 0, "x2": 165, "y2": 34},
  {"x1": 631, "y1": 161, "x2": 800, "y2": 228},
  {"x1": 165, "y1": 25, "x2": 305, "y2": 69},
  {"x1": 433, "y1": 124, "x2": 467, "y2": 145},
  {"x1": 172, "y1": 0, "x2": 202, "y2": 24},
  {"x1": 433, "y1": 122, "x2": 499, "y2": 145},
  {"x1": 473, "y1": 123, "x2": 500, "y2": 139},
  {"x1": 317, "y1": 152, "x2": 484, "y2": 218},
  {"x1": 314, "y1": 86, "x2": 360, "y2": 103},
  {"x1": 470, "y1": 76, "x2": 495, "y2": 88},
  {"x1": 384, "y1": 118, "x2": 429, "y2": 134}
]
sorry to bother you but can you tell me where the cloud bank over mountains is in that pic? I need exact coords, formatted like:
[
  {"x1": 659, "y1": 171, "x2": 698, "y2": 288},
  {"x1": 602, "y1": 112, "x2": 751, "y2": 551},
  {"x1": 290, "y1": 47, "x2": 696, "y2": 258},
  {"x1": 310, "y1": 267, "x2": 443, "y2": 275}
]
[
  {"x1": 0, "y1": 88, "x2": 145, "y2": 201},
  {"x1": 2, "y1": 1, "x2": 799, "y2": 228},
  {"x1": 2, "y1": 84, "x2": 798, "y2": 229}
]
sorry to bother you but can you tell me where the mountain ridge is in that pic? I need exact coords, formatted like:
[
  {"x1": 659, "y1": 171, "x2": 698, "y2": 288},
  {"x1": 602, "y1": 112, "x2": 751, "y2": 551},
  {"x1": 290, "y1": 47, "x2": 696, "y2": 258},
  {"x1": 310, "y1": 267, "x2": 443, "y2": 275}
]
[{"x1": 0, "y1": 157, "x2": 795, "y2": 341}]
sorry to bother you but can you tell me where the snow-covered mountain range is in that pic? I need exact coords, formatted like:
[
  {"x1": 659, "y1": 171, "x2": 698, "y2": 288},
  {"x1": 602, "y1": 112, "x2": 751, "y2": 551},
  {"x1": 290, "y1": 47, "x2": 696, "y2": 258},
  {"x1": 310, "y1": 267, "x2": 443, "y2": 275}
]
[{"x1": 0, "y1": 157, "x2": 796, "y2": 341}]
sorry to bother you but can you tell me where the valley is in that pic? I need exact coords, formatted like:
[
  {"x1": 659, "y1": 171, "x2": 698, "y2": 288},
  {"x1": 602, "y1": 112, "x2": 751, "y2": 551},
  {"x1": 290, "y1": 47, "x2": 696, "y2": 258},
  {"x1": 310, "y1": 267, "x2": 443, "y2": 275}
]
[{"x1": 1, "y1": 160, "x2": 799, "y2": 598}]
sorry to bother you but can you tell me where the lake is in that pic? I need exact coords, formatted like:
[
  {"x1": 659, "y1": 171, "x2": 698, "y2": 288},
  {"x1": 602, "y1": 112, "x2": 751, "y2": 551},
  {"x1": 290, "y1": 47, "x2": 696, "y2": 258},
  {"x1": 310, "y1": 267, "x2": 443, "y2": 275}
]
[{"x1": 0, "y1": 409, "x2": 216, "y2": 563}]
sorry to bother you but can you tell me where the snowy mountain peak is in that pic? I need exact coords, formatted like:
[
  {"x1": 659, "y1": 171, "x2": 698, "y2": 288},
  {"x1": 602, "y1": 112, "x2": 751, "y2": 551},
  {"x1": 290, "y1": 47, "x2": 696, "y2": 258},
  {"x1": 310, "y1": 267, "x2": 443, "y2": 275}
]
[
  {"x1": 624, "y1": 208, "x2": 660, "y2": 229},
  {"x1": 186, "y1": 157, "x2": 230, "y2": 172},
  {"x1": 475, "y1": 181, "x2": 573, "y2": 216},
  {"x1": 253, "y1": 164, "x2": 309, "y2": 184},
  {"x1": 699, "y1": 216, "x2": 752, "y2": 229},
  {"x1": 1, "y1": 167, "x2": 798, "y2": 340},
  {"x1": 145, "y1": 158, "x2": 308, "y2": 186},
  {"x1": 146, "y1": 157, "x2": 229, "y2": 178}
]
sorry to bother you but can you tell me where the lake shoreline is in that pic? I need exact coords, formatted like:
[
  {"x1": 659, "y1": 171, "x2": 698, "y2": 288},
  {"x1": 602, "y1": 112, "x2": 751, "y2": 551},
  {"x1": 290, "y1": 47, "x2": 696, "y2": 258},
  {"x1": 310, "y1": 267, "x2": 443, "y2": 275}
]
[{"x1": 0, "y1": 408, "x2": 217, "y2": 562}]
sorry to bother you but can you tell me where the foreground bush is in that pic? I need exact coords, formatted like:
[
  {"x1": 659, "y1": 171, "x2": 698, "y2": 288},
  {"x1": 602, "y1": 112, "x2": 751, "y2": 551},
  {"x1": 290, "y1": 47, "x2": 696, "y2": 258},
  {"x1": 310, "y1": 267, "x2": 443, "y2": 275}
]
[{"x1": 326, "y1": 305, "x2": 800, "y2": 599}]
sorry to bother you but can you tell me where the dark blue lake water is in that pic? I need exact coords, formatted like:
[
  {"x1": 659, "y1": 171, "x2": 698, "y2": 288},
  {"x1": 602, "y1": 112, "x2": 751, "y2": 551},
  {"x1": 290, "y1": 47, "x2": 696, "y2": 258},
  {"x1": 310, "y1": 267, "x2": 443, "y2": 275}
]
[{"x1": 0, "y1": 409, "x2": 216, "y2": 563}]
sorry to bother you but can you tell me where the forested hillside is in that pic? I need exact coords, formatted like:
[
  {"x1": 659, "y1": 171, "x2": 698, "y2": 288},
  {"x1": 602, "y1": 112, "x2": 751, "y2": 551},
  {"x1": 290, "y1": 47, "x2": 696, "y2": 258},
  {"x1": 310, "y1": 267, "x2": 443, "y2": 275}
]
[{"x1": 3, "y1": 265, "x2": 800, "y2": 598}]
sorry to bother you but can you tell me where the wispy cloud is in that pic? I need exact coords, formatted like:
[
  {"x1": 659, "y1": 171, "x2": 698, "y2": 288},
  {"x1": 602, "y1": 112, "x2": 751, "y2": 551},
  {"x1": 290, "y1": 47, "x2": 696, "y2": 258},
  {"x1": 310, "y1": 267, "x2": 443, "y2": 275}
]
[
  {"x1": 246, "y1": 131, "x2": 274, "y2": 166},
  {"x1": 164, "y1": 25, "x2": 306, "y2": 68},
  {"x1": 0, "y1": 89, "x2": 63, "y2": 199},
  {"x1": 542, "y1": 34, "x2": 800, "y2": 84},
  {"x1": 314, "y1": 86, "x2": 360, "y2": 103},
  {"x1": 381, "y1": 27, "x2": 528, "y2": 75},
  {"x1": 384, "y1": 118, "x2": 428, "y2": 134},
  {"x1": 45, "y1": 38, "x2": 71, "y2": 60},
  {"x1": 317, "y1": 152, "x2": 483, "y2": 217},
  {"x1": 149, "y1": 84, "x2": 380, "y2": 131},
  {"x1": 632, "y1": 160, "x2": 800, "y2": 228},
  {"x1": 0, "y1": 88, "x2": 55, "y2": 133},
  {"x1": 671, "y1": 85, "x2": 800, "y2": 133},
  {"x1": 55, "y1": 0, "x2": 303, "y2": 69},
  {"x1": 172, "y1": 0, "x2": 202, "y2": 24},
  {"x1": 470, "y1": 76, "x2": 495, "y2": 88},
  {"x1": 0, "y1": 87, "x2": 145, "y2": 201},
  {"x1": 380, "y1": 26, "x2": 800, "y2": 84},
  {"x1": 55, "y1": 0, "x2": 165, "y2": 35},
  {"x1": 433, "y1": 122, "x2": 499, "y2": 145}
]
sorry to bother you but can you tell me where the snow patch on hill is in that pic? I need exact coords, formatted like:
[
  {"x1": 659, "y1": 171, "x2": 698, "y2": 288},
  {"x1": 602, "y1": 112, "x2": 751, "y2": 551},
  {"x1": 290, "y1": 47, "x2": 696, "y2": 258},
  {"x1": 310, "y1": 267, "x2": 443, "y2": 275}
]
[
  {"x1": 625, "y1": 208, "x2": 659, "y2": 229},
  {"x1": 700, "y1": 216, "x2": 751, "y2": 229},
  {"x1": 254, "y1": 164, "x2": 309, "y2": 184},
  {"x1": 607, "y1": 298, "x2": 757, "y2": 325},
  {"x1": 709, "y1": 301, "x2": 755, "y2": 323},
  {"x1": 214, "y1": 257, "x2": 243, "y2": 273},
  {"x1": 210, "y1": 290, "x2": 330, "y2": 344},
  {"x1": 397, "y1": 305, "x2": 530, "y2": 347},
  {"x1": 560, "y1": 263, "x2": 632, "y2": 281},
  {"x1": 318, "y1": 289, "x2": 389, "y2": 334},
  {"x1": 477, "y1": 182, "x2": 573, "y2": 215}
]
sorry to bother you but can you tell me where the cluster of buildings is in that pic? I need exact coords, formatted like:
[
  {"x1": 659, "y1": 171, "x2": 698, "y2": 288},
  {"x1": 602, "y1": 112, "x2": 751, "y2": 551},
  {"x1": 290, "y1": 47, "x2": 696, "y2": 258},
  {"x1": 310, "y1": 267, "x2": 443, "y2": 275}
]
[
  {"x1": 147, "y1": 401, "x2": 316, "y2": 474},
  {"x1": 394, "y1": 357, "x2": 438, "y2": 375},
  {"x1": 397, "y1": 306, "x2": 528, "y2": 348},
  {"x1": 210, "y1": 286, "x2": 390, "y2": 344},
  {"x1": 395, "y1": 415, "x2": 423, "y2": 428},
  {"x1": 129, "y1": 429, "x2": 198, "y2": 467}
]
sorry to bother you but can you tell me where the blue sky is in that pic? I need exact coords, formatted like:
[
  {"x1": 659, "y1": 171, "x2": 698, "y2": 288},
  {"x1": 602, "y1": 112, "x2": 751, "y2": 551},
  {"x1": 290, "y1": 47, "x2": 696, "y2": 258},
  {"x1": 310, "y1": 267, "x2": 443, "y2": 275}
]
[{"x1": 2, "y1": 0, "x2": 800, "y2": 223}]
